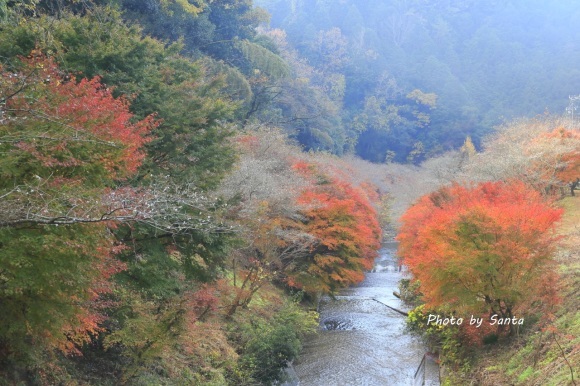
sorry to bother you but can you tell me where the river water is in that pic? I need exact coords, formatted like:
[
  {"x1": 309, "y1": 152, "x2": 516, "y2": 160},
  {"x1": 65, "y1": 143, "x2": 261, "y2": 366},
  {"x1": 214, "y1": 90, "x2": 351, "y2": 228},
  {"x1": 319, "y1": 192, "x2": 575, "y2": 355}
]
[{"x1": 292, "y1": 242, "x2": 439, "y2": 386}]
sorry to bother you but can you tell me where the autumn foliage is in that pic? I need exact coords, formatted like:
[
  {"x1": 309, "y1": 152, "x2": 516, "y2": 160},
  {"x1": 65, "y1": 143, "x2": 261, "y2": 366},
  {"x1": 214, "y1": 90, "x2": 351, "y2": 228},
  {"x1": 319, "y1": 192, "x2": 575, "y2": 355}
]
[
  {"x1": 0, "y1": 55, "x2": 153, "y2": 361},
  {"x1": 398, "y1": 181, "x2": 562, "y2": 328},
  {"x1": 288, "y1": 162, "x2": 382, "y2": 293},
  {"x1": 0, "y1": 5, "x2": 390, "y2": 384},
  {"x1": 0, "y1": 48, "x2": 383, "y2": 384},
  {"x1": 465, "y1": 118, "x2": 579, "y2": 197},
  {"x1": 0, "y1": 53, "x2": 156, "y2": 184},
  {"x1": 222, "y1": 132, "x2": 383, "y2": 296},
  {"x1": 533, "y1": 128, "x2": 580, "y2": 193}
]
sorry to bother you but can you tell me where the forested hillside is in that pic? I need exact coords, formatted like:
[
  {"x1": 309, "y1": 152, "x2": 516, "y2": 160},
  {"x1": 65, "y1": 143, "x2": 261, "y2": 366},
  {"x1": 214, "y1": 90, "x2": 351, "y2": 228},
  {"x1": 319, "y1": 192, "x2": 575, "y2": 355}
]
[
  {"x1": 0, "y1": 1, "x2": 578, "y2": 385},
  {"x1": 256, "y1": 0, "x2": 580, "y2": 162},
  {"x1": 0, "y1": 1, "x2": 385, "y2": 384}
]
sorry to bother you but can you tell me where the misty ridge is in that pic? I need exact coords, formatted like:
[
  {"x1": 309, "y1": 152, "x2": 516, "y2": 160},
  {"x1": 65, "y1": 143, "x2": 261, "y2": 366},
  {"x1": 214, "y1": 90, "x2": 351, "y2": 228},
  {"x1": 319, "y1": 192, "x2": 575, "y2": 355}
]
[
  {"x1": 0, "y1": 1, "x2": 578, "y2": 385},
  {"x1": 254, "y1": 0, "x2": 580, "y2": 163}
]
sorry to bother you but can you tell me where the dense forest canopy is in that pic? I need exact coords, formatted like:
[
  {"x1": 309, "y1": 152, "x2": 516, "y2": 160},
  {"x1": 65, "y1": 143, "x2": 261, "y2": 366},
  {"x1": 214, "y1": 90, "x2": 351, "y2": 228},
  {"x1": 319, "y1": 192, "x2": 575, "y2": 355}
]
[
  {"x1": 0, "y1": 0, "x2": 578, "y2": 385},
  {"x1": 255, "y1": 0, "x2": 580, "y2": 162}
]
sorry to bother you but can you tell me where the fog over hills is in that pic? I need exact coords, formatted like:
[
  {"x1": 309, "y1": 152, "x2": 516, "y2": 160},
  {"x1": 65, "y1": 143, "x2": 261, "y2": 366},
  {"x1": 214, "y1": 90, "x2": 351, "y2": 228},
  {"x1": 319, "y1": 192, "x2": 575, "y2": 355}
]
[{"x1": 256, "y1": 0, "x2": 580, "y2": 162}]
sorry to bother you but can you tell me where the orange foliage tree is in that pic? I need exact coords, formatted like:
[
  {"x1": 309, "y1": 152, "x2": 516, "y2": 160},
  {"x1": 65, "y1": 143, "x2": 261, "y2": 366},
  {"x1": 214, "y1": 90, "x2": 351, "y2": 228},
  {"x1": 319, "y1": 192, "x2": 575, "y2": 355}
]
[
  {"x1": 465, "y1": 118, "x2": 579, "y2": 197},
  {"x1": 288, "y1": 162, "x2": 382, "y2": 293},
  {"x1": 1, "y1": 53, "x2": 154, "y2": 183},
  {"x1": 533, "y1": 128, "x2": 580, "y2": 195},
  {"x1": 398, "y1": 181, "x2": 562, "y2": 332}
]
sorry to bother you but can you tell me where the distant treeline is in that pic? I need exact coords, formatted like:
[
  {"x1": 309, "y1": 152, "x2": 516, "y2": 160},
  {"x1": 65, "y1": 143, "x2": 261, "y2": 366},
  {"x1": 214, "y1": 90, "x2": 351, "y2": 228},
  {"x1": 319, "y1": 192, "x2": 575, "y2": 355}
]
[{"x1": 256, "y1": 0, "x2": 580, "y2": 162}]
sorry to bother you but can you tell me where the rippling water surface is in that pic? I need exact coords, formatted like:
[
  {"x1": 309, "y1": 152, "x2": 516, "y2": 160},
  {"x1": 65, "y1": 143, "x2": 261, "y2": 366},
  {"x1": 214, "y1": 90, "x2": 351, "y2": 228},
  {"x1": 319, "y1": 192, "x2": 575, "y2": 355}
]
[{"x1": 293, "y1": 243, "x2": 438, "y2": 386}]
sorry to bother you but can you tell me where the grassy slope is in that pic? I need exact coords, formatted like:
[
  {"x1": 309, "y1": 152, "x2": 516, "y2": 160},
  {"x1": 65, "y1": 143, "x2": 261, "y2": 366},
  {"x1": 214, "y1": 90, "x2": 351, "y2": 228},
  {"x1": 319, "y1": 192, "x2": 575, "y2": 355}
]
[{"x1": 462, "y1": 195, "x2": 579, "y2": 385}]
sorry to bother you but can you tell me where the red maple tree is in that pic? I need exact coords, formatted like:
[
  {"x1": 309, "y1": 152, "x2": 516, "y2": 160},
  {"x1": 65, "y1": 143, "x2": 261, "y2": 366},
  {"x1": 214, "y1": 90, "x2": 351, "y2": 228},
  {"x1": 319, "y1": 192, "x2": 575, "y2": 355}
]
[
  {"x1": 288, "y1": 163, "x2": 382, "y2": 293},
  {"x1": 2, "y1": 53, "x2": 156, "y2": 183},
  {"x1": 397, "y1": 180, "x2": 562, "y2": 331}
]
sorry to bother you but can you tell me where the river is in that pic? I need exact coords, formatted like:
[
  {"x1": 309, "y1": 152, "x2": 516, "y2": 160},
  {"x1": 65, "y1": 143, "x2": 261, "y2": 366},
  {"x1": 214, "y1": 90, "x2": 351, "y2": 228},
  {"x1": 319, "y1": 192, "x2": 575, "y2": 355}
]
[{"x1": 291, "y1": 242, "x2": 439, "y2": 386}]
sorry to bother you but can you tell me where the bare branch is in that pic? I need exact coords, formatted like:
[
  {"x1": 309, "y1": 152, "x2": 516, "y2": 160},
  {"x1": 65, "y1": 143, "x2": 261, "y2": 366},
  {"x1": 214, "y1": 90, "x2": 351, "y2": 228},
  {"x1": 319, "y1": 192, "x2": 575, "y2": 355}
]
[{"x1": 0, "y1": 177, "x2": 237, "y2": 234}]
